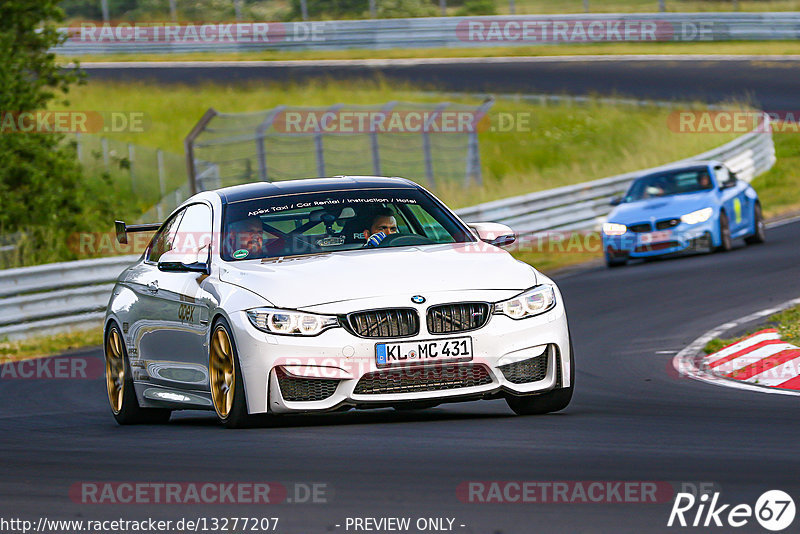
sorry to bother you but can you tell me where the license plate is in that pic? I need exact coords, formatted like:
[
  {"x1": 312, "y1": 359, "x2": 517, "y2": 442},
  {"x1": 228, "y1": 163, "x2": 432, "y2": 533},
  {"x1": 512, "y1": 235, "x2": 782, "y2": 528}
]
[
  {"x1": 639, "y1": 230, "x2": 672, "y2": 244},
  {"x1": 376, "y1": 337, "x2": 473, "y2": 368}
]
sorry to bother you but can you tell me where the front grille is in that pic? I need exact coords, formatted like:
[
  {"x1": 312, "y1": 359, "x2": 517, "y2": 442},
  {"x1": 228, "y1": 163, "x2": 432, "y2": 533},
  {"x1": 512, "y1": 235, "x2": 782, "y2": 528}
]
[
  {"x1": 353, "y1": 363, "x2": 492, "y2": 395},
  {"x1": 276, "y1": 368, "x2": 339, "y2": 402},
  {"x1": 634, "y1": 240, "x2": 680, "y2": 253},
  {"x1": 346, "y1": 308, "x2": 419, "y2": 338},
  {"x1": 427, "y1": 303, "x2": 491, "y2": 334},
  {"x1": 656, "y1": 218, "x2": 680, "y2": 230},
  {"x1": 628, "y1": 223, "x2": 652, "y2": 233},
  {"x1": 498, "y1": 352, "x2": 549, "y2": 384}
]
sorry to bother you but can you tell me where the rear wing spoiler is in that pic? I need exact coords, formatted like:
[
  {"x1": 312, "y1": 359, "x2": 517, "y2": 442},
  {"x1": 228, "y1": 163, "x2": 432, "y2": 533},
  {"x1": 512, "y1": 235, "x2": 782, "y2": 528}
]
[{"x1": 115, "y1": 220, "x2": 162, "y2": 244}]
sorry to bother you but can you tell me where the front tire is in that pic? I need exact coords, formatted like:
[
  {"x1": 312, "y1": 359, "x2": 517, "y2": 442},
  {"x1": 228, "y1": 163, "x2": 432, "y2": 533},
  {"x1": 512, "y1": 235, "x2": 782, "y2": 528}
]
[
  {"x1": 105, "y1": 323, "x2": 171, "y2": 425},
  {"x1": 744, "y1": 203, "x2": 766, "y2": 245},
  {"x1": 716, "y1": 211, "x2": 733, "y2": 252},
  {"x1": 505, "y1": 341, "x2": 574, "y2": 415},
  {"x1": 209, "y1": 318, "x2": 256, "y2": 428}
]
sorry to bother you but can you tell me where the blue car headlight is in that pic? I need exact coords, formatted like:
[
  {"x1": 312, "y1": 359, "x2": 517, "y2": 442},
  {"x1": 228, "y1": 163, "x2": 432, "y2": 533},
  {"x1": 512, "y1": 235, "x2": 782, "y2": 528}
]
[
  {"x1": 494, "y1": 285, "x2": 556, "y2": 319},
  {"x1": 602, "y1": 223, "x2": 627, "y2": 236},
  {"x1": 680, "y1": 208, "x2": 713, "y2": 225}
]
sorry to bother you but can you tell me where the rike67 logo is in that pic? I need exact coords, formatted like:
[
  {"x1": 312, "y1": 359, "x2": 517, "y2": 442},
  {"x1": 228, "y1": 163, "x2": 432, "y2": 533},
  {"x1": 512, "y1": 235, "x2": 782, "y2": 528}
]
[{"x1": 668, "y1": 490, "x2": 795, "y2": 531}]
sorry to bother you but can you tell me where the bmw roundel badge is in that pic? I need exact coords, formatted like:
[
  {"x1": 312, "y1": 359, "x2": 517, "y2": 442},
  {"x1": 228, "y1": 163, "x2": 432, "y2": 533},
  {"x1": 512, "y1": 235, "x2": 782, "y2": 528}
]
[{"x1": 411, "y1": 295, "x2": 426, "y2": 304}]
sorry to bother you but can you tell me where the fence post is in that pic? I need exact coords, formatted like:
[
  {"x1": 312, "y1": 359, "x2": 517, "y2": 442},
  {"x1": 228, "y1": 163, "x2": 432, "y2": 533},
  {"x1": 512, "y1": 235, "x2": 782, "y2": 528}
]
[
  {"x1": 439, "y1": 0, "x2": 446, "y2": 16},
  {"x1": 127, "y1": 143, "x2": 136, "y2": 195},
  {"x1": 422, "y1": 103, "x2": 450, "y2": 189},
  {"x1": 169, "y1": 0, "x2": 177, "y2": 21},
  {"x1": 102, "y1": 137, "x2": 109, "y2": 168},
  {"x1": 465, "y1": 98, "x2": 494, "y2": 187},
  {"x1": 157, "y1": 149, "x2": 166, "y2": 220},
  {"x1": 234, "y1": 0, "x2": 242, "y2": 20},
  {"x1": 314, "y1": 104, "x2": 342, "y2": 177},
  {"x1": 255, "y1": 105, "x2": 286, "y2": 182},
  {"x1": 509, "y1": 0, "x2": 515, "y2": 15},
  {"x1": 369, "y1": 0, "x2": 377, "y2": 18},
  {"x1": 659, "y1": 0, "x2": 665, "y2": 12},
  {"x1": 101, "y1": 0, "x2": 109, "y2": 21},
  {"x1": 75, "y1": 132, "x2": 82, "y2": 163},
  {"x1": 300, "y1": 0, "x2": 309, "y2": 21},
  {"x1": 583, "y1": 0, "x2": 589, "y2": 13},
  {"x1": 185, "y1": 108, "x2": 218, "y2": 195},
  {"x1": 371, "y1": 101, "x2": 397, "y2": 176}
]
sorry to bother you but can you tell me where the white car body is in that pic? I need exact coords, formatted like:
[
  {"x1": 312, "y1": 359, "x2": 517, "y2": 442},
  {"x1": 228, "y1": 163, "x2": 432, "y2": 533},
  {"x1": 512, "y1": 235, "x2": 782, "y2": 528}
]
[{"x1": 104, "y1": 177, "x2": 573, "y2": 424}]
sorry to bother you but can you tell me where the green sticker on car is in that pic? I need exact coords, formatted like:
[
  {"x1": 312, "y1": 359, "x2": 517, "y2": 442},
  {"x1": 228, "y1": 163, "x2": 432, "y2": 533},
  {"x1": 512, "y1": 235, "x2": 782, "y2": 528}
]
[{"x1": 232, "y1": 249, "x2": 249, "y2": 259}]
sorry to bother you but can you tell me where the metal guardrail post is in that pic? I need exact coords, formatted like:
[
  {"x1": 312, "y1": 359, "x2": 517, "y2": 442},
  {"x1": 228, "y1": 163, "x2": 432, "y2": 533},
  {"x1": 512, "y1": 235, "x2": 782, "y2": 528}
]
[{"x1": 185, "y1": 108, "x2": 218, "y2": 195}]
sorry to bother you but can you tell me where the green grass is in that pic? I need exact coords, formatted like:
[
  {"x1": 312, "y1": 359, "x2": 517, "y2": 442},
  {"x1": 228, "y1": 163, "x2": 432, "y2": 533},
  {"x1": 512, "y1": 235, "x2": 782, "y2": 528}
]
[
  {"x1": 751, "y1": 126, "x2": 800, "y2": 219},
  {"x1": 703, "y1": 305, "x2": 800, "y2": 354},
  {"x1": 61, "y1": 40, "x2": 800, "y2": 65},
  {"x1": 0, "y1": 329, "x2": 103, "y2": 363},
  {"x1": 61, "y1": 78, "x2": 740, "y2": 211}
]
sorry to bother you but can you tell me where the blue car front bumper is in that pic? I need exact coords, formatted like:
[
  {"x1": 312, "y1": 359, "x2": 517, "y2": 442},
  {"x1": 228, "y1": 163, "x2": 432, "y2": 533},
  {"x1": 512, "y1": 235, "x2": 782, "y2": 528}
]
[{"x1": 603, "y1": 220, "x2": 716, "y2": 259}]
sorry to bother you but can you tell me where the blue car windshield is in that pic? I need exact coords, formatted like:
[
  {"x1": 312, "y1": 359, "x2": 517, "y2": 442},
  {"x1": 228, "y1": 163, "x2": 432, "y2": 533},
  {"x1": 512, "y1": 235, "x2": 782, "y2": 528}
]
[{"x1": 624, "y1": 168, "x2": 714, "y2": 202}]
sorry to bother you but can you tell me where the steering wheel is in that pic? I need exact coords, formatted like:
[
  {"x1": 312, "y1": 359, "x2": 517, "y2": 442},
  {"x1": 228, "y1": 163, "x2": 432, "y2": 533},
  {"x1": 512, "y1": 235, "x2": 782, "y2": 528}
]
[{"x1": 373, "y1": 233, "x2": 435, "y2": 248}]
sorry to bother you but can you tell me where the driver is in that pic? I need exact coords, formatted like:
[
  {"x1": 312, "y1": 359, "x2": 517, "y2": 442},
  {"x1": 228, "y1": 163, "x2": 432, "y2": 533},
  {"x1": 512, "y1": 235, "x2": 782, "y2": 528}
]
[
  {"x1": 226, "y1": 217, "x2": 282, "y2": 259},
  {"x1": 697, "y1": 171, "x2": 712, "y2": 189},
  {"x1": 362, "y1": 208, "x2": 398, "y2": 247}
]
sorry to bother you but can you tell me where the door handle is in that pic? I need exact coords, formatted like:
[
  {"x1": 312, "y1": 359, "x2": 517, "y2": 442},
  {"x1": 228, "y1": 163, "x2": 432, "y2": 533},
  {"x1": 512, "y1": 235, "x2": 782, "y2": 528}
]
[{"x1": 146, "y1": 280, "x2": 159, "y2": 294}]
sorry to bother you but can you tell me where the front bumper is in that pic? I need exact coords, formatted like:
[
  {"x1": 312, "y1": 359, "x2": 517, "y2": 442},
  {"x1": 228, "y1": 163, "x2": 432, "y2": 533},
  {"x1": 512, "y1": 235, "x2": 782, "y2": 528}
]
[
  {"x1": 603, "y1": 220, "x2": 714, "y2": 259},
  {"x1": 228, "y1": 301, "x2": 571, "y2": 414}
]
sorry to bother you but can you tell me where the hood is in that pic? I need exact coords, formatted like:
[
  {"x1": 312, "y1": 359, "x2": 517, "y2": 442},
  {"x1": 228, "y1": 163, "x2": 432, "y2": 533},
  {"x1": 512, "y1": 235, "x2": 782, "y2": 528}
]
[
  {"x1": 219, "y1": 243, "x2": 537, "y2": 309},
  {"x1": 608, "y1": 191, "x2": 716, "y2": 224}
]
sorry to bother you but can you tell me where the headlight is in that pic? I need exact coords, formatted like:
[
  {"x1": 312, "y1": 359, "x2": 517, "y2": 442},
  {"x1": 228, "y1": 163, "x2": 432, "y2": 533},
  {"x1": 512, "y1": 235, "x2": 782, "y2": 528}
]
[
  {"x1": 680, "y1": 207, "x2": 713, "y2": 225},
  {"x1": 494, "y1": 285, "x2": 556, "y2": 319},
  {"x1": 602, "y1": 222, "x2": 627, "y2": 236},
  {"x1": 246, "y1": 308, "x2": 339, "y2": 336}
]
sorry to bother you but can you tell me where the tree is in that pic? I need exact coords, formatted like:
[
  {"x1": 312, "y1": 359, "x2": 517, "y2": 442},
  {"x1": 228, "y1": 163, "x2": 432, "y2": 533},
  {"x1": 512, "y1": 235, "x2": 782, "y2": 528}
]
[{"x1": 0, "y1": 0, "x2": 96, "y2": 261}]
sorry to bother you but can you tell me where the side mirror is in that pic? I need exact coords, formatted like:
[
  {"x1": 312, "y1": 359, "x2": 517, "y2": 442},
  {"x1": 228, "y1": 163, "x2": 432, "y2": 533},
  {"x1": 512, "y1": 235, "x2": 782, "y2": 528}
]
[
  {"x1": 719, "y1": 179, "x2": 737, "y2": 190},
  {"x1": 467, "y1": 222, "x2": 517, "y2": 248},
  {"x1": 157, "y1": 250, "x2": 210, "y2": 274},
  {"x1": 609, "y1": 196, "x2": 623, "y2": 206}
]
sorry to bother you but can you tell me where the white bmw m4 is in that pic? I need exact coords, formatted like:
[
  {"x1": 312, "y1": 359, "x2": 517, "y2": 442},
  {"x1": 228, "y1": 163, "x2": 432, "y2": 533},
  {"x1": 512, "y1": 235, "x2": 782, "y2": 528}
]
[{"x1": 105, "y1": 176, "x2": 573, "y2": 427}]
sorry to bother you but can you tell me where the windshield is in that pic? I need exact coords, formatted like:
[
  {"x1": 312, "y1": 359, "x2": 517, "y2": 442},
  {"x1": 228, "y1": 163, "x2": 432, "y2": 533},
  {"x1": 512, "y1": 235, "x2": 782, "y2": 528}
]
[
  {"x1": 624, "y1": 168, "x2": 714, "y2": 202},
  {"x1": 221, "y1": 187, "x2": 475, "y2": 261}
]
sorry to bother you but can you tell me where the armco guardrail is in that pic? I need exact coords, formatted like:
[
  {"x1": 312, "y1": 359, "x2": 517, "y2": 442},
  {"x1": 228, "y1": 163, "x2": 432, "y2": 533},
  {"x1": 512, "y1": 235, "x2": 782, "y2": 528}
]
[
  {"x1": 0, "y1": 255, "x2": 138, "y2": 340},
  {"x1": 55, "y1": 13, "x2": 800, "y2": 55},
  {"x1": 455, "y1": 114, "x2": 775, "y2": 235},
  {"x1": 0, "y1": 116, "x2": 775, "y2": 340}
]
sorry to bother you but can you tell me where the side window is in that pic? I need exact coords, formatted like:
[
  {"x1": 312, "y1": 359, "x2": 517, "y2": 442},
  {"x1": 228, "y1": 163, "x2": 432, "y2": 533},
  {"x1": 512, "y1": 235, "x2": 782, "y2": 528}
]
[
  {"x1": 147, "y1": 210, "x2": 185, "y2": 263},
  {"x1": 173, "y1": 204, "x2": 213, "y2": 263}
]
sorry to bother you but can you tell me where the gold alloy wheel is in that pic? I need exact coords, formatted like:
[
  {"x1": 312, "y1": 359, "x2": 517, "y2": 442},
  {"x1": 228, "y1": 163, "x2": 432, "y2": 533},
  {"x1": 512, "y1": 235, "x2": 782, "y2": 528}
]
[
  {"x1": 105, "y1": 329, "x2": 125, "y2": 414},
  {"x1": 210, "y1": 326, "x2": 235, "y2": 419}
]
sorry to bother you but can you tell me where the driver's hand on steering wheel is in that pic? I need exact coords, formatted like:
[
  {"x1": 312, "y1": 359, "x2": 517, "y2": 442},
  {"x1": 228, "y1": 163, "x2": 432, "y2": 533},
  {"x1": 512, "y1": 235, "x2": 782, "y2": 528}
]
[{"x1": 365, "y1": 231, "x2": 387, "y2": 248}]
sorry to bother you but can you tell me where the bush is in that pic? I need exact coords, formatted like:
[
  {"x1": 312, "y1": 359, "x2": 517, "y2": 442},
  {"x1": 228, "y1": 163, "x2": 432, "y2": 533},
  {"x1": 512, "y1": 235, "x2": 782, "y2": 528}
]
[{"x1": 455, "y1": 0, "x2": 497, "y2": 16}]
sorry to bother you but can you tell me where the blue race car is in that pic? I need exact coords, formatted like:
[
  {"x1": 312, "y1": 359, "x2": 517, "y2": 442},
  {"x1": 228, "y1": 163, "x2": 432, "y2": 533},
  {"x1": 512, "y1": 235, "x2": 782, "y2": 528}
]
[{"x1": 602, "y1": 161, "x2": 766, "y2": 267}]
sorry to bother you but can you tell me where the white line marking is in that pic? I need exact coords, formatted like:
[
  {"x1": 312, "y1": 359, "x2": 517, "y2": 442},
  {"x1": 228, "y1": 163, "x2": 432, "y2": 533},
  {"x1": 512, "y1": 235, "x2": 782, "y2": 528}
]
[{"x1": 673, "y1": 297, "x2": 800, "y2": 397}]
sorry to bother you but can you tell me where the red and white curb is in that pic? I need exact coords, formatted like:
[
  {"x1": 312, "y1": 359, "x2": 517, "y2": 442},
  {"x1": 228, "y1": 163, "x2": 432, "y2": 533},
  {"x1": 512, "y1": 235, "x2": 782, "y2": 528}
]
[
  {"x1": 673, "y1": 297, "x2": 800, "y2": 397},
  {"x1": 704, "y1": 329, "x2": 800, "y2": 390}
]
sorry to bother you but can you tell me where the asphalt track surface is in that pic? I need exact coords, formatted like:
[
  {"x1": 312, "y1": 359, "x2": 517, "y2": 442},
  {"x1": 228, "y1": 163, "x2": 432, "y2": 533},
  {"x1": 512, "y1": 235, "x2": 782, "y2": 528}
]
[
  {"x1": 82, "y1": 56, "x2": 800, "y2": 111},
  {"x1": 3, "y1": 56, "x2": 800, "y2": 533},
  {"x1": 2, "y1": 219, "x2": 800, "y2": 534}
]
